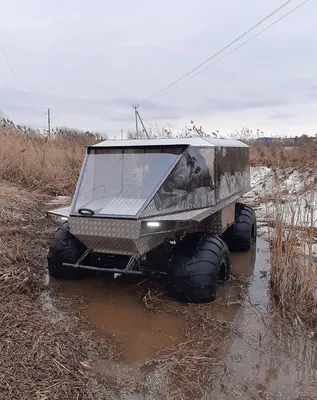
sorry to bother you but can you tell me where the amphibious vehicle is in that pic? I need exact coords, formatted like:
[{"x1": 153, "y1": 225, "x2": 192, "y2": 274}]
[{"x1": 47, "y1": 137, "x2": 256, "y2": 303}]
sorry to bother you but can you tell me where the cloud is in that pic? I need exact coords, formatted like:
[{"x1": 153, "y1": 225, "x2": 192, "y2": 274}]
[{"x1": 0, "y1": 0, "x2": 316, "y2": 136}]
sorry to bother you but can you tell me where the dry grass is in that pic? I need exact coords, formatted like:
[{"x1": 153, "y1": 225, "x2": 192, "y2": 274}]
[
  {"x1": 267, "y1": 197, "x2": 317, "y2": 329},
  {"x1": 0, "y1": 183, "x2": 115, "y2": 399},
  {"x1": 0, "y1": 298, "x2": 101, "y2": 400},
  {"x1": 250, "y1": 141, "x2": 317, "y2": 330},
  {"x1": 0, "y1": 124, "x2": 102, "y2": 196},
  {"x1": 249, "y1": 140, "x2": 317, "y2": 170},
  {"x1": 270, "y1": 223, "x2": 317, "y2": 327}
]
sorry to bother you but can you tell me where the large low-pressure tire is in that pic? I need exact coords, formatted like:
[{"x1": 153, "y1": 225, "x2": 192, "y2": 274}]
[
  {"x1": 168, "y1": 235, "x2": 231, "y2": 304},
  {"x1": 47, "y1": 222, "x2": 88, "y2": 280},
  {"x1": 222, "y1": 203, "x2": 257, "y2": 252}
]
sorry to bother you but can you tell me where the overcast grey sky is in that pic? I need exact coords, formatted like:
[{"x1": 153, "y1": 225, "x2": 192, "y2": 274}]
[{"x1": 0, "y1": 0, "x2": 316, "y2": 137}]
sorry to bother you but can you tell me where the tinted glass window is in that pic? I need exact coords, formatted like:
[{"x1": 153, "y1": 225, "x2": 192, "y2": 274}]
[{"x1": 141, "y1": 147, "x2": 216, "y2": 217}]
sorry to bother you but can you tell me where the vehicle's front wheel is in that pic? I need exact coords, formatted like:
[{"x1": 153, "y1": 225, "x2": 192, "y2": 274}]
[
  {"x1": 47, "y1": 222, "x2": 88, "y2": 280},
  {"x1": 168, "y1": 235, "x2": 231, "y2": 304}
]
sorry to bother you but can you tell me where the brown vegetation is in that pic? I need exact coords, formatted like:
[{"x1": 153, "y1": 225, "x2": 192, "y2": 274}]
[
  {"x1": 250, "y1": 139, "x2": 317, "y2": 170},
  {"x1": 251, "y1": 141, "x2": 317, "y2": 329},
  {"x1": 0, "y1": 119, "x2": 103, "y2": 196},
  {"x1": 269, "y1": 217, "x2": 317, "y2": 329},
  {"x1": 0, "y1": 183, "x2": 118, "y2": 399}
]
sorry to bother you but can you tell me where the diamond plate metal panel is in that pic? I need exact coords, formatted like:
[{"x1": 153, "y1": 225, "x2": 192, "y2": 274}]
[
  {"x1": 136, "y1": 233, "x2": 173, "y2": 255},
  {"x1": 198, "y1": 211, "x2": 222, "y2": 235},
  {"x1": 74, "y1": 235, "x2": 171, "y2": 256},
  {"x1": 76, "y1": 236, "x2": 139, "y2": 256},
  {"x1": 99, "y1": 198, "x2": 146, "y2": 216},
  {"x1": 69, "y1": 217, "x2": 140, "y2": 239},
  {"x1": 69, "y1": 217, "x2": 142, "y2": 256}
]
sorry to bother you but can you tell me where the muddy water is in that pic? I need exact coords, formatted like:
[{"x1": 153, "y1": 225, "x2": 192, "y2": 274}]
[
  {"x1": 209, "y1": 238, "x2": 317, "y2": 399},
  {"x1": 51, "y1": 241, "x2": 262, "y2": 364},
  {"x1": 54, "y1": 241, "x2": 264, "y2": 364},
  {"x1": 49, "y1": 237, "x2": 317, "y2": 399},
  {"x1": 51, "y1": 276, "x2": 185, "y2": 364},
  {"x1": 87, "y1": 297, "x2": 184, "y2": 364}
]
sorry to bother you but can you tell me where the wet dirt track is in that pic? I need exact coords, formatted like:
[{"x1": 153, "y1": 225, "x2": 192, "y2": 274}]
[{"x1": 46, "y1": 237, "x2": 317, "y2": 400}]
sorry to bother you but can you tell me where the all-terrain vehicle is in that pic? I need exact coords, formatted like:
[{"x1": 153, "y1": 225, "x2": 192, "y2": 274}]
[{"x1": 47, "y1": 137, "x2": 256, "y2": 303}]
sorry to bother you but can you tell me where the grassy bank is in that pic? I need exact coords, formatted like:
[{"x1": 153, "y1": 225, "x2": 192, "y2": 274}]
[
  {"x1": 0, "y1": 183, "x2": 116, "y2": 399},
  {"x1": 251, "y1": 142, "x2": 317, "y2": 329},
  {"x1": 0, "y1": 122, "x2": 102, "y2": 195},
  {"x1": 250, "y1": 139, "x2": 317, "y2": 170},
  {"x1": 269, "y1": 216, "x2": 317, "y2": 328}
]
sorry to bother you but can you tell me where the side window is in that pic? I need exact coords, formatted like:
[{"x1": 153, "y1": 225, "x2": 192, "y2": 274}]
[
  {"x1": 216, "y1": 147, "x2": 249, "y2": 201},
  {"x1": 141, "y1": 147, "x2": 216, "y2": 217}
]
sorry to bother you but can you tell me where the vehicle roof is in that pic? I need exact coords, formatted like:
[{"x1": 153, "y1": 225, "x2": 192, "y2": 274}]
[{"x1": 91, "y1": 137, "x2": 248, "y2": 148}]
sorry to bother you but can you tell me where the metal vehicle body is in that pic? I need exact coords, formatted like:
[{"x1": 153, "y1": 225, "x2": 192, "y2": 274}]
[{"x1": 47, "y1": 137, "x2": 256, "y2": 303}]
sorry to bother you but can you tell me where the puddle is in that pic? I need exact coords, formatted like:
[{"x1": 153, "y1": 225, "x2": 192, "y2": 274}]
[
  {"x1": 50, "y1": 239, "x2": 265, "y2": 365},
  {"x1": 51, "y1": 277, "x2": 185, "y2": 364},
  {"x1": 209, "y1": 239, "x2": 317, "y2": 399},
  {"x1": 84, "y1": 290, "x2": 184, "y2": 364},
  {"x1": 48, "y1": 237, "x2": 317, "y2": 399}
]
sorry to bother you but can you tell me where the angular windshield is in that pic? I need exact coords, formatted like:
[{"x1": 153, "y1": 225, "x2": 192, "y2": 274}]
[{"x1": 72, "y1": 146, "x2": 184, "y2": 216}]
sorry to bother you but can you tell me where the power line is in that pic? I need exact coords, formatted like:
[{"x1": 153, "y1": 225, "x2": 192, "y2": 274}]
[
  {"x1": 143, "y1": 0, "x2": 296, "y2": 102},
  {"x1": 0, "y1": 59, "x2": 17, "y2": 118},
  {"x1": 0, "y1": 42, "x2": 33, "y2": 104},
  {"x1": 142, "y1": 0, "x2": 306, "y2": 103},
  {"x1": 144, "y1": 0, "x2": 309, "y2": 102},
  {"x1": 0, "y1": 52, "x2": 15, "y2": 92},
  {"x1": 0, "y1": 71, "x2": 15, "y2": 92},
  {"x1": 0, "y1": 31, "x2": 43, "y2": 118}
]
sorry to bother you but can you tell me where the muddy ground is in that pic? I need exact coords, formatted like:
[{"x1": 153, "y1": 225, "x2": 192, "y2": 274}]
[{"x1": 1, "y1": 181, "x2": 317, "y2": 399}]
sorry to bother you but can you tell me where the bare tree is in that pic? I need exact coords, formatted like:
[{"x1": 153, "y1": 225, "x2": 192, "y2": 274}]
[{"x1": 127, "y1": 120, "x2": 217, "y2": 139}]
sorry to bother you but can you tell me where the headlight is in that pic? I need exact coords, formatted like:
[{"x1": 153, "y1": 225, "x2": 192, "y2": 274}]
[
  {"x1": 146, "y1": 221, "x2": 160, "y2": 228},
  {"x1": 141, "y1": 220, "x2": 176, "y2": 236}
]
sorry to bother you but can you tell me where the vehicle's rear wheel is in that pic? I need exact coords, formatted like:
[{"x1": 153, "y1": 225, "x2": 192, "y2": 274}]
[
  {"x1": 222, "y1": 203, "x2": 257, "y2": 252},
  {"x1": 168, "y1": 235, "x2": 231, "y2": 304},
  {"x1": 47, "y1": 222, "x2": 88, "y2": 280}
]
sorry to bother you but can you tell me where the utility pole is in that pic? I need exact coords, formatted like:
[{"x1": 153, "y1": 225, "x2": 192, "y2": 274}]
[
  {"x1": 132, "y1": 105, "x2": 149, "y2": 139},
  {"x1": 120, "y1": 129, "x2": 124, "y2": 140},
  {"x1": 137, "y1": 112, "x2": 149, "y2": 139},
  {"x1": 132, "y1": 105, "x2": 139, "y2": 136},
  {"x1": 47, "y1": 108, "x2": 51, "y2": 139}
]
